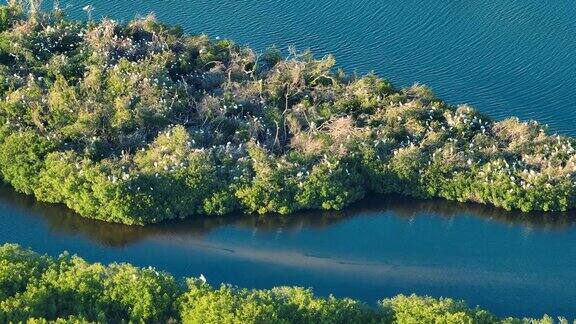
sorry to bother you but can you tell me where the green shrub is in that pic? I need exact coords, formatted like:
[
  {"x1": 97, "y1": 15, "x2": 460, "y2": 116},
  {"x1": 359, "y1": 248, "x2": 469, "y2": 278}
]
[{"x1": 0, "y1": 131, "x2": 56, "y2": 194}]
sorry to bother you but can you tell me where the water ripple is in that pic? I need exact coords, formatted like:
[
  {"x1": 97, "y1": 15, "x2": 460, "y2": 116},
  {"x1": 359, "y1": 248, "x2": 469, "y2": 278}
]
[{"x1": 47, "y1": 0, "x2": 576, "y2": 135}]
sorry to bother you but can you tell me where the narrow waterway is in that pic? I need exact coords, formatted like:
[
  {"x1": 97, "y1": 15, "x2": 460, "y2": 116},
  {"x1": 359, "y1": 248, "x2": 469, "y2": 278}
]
[{"x1": 1, "y1": 186, "x2": 575, "y2": 318}]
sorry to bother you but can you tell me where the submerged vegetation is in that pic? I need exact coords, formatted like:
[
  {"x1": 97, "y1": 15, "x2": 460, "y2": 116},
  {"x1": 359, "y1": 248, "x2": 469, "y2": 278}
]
[
  {"x1": 0, "y1": 244, "x2": 564, "y2": 323},
  {"x1": 1, "y1": 3, "x2": 576, "y2": 224}
]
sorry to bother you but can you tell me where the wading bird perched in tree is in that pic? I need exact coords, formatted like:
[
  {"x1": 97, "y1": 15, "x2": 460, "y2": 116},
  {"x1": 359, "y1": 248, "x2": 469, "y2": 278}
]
[{"x1": 83, "y1": 4, "x2": 94, "y2": 22}]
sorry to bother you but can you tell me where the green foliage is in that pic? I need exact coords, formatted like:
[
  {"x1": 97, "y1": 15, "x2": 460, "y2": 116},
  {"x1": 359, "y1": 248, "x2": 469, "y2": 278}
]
[
  {"x1": 0, "y1": 5, "x2": 22, "y2": 32},
  {"x1": 235, "y1": 145, "x2": 301, "y2": 215},
  {"x1": 179, "y1": 280, "x2": 282, "y2": 323},
  {"x1": 296, "y1": 158, "x2": 365, "y2": 210},
  {"x1": 0, "y1": 245, "x2": 179, "y2": 323},
  {"x1": 100, "y1": 263, "x2": 180, "y2": 322},
  {"x1": 179, "y1": 282, "x2": 379, "y2": 324},
  {"x1": 380, "y1": 294, "x2": 497, "y2": 323},
  {"x1": 0, "y1": 131, "x2": 56, "y2": 194},
  {"x1": 0, "y1": 244, "x2": 51, "y2": 300}
]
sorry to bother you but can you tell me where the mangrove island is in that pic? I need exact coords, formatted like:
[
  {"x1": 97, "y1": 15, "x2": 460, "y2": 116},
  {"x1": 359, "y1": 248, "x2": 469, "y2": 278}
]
[{"x1": 0, "y1": 3, "x2": 574, "y2": 225}]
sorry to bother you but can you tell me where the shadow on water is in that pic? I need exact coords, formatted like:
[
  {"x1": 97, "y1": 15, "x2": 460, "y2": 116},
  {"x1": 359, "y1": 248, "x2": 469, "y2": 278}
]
[{"x1": 2, "y1": 185, "x2": 576, "y2": 247}]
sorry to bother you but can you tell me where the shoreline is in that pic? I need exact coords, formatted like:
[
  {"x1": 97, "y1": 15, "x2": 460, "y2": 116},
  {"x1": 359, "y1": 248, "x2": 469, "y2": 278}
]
[
  {"x1": 1, "y1": 5, "x2": 576, "y2": 225},
  {"x1": 0, "y1": 243, "x2": 564, "y2": 323}
]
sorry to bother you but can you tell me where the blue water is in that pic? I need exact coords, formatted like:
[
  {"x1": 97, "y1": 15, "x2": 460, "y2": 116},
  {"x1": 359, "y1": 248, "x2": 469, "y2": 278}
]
[
  {"x1": 1, "y1": 187, "x2": 576, "y2": 318},
  {"x1": 3, "y1": 0, "x2": 576, "y2": 318},
  {"x1": 48, "y1": 0, "x2": 576, "y2": 134}
]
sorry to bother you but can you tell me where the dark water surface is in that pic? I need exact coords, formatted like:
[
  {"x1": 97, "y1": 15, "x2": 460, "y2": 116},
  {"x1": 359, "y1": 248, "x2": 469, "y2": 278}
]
[
  {"x1": 47, "y1": 0, "x2": 576, "y2": 135},
  {"x1": 3, "y1": 0, "x2": 576, "y2": 318},
  {"x1": 1, "y1": 186, "x2": 576, "y2": 318}
]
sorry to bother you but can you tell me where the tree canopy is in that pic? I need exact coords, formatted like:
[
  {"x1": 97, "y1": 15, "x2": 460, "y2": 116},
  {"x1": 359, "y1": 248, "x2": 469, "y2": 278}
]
[{"x1": 0, "y1": 3, "x2": 575, "y2": 224}]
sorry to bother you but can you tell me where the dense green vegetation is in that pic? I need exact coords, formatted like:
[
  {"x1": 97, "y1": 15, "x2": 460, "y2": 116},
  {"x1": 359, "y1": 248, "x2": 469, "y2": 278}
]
[
  {"x1": 1, "y1": 3, "x2": 576, "y2": 224},
  {"x1": 0, "y1": 244, "x2": 565, "y2": 323}
]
